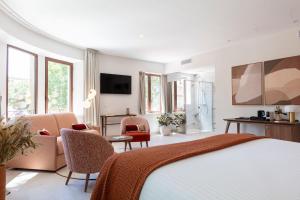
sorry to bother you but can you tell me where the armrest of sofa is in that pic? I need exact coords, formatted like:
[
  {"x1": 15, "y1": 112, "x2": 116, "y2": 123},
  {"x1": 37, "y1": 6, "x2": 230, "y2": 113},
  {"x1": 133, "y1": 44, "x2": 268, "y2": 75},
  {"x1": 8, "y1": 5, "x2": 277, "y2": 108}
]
[
  {"x1": 33, "y1": 135, "x2": 57, "y2": 149},
  {"x1": 7, "y1": 135, "x2": 58, "y2": 171},
  {"x1": 86, "y1": 124, "x2": 101, "y2": 134}
]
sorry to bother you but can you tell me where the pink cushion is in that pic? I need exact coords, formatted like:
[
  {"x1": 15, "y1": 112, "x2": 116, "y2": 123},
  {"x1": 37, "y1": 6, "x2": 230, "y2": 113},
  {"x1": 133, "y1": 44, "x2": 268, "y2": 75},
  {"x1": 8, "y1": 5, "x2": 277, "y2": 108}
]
[
  {"x1": 126, "y1": 125, "x2": 138, "y2": 132},
  {"x1": 25, "y1": 114, "x2": 60, "y2": 136},
  {"x1": 54, "y1": 113, "x2": 78, "y2": 130}
]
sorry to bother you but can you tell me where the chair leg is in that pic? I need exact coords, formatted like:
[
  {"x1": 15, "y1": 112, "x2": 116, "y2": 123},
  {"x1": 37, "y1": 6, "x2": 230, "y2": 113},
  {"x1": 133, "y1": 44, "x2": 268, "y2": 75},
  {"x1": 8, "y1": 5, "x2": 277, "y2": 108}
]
[
  {"x1": 128, "y1": 142, "x2": 132, "y2": 150},
  {"x1": 140, "y1": 142, "x2": 143, "y2": 148},
  {"x1": 84, "y1": 174, "x2": 90, "y2": 192},
  {"x1": 65, "y1": 171, "x2": 72, "y2": 185},
  {"x1": 125, "y1": 142, "x2": 127, "y2": 151},
  {"x1": 146, "y1": 141, "x2": 149, "y2": 148}
]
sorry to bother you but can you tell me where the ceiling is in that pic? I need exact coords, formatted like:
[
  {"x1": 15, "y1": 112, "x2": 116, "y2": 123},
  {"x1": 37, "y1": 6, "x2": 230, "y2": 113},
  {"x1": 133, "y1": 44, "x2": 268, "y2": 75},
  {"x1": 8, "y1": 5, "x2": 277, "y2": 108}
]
[{"x1": 1, "y1": 0, "x2": 300, "y2": 63}]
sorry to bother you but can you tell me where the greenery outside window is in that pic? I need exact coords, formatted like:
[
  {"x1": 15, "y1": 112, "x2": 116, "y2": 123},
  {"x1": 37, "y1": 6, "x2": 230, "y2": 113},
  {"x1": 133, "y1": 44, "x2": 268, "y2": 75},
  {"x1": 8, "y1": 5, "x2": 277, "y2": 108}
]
[
  {"x1": 6, "y1": 45, "x2": 38, "y2": 118},
  {"x1": 145, "y1": 73, "x2": 161, "y2": 113},
  {"x1": 45, "y1": 57, "x2": 73, "y2": 113}
]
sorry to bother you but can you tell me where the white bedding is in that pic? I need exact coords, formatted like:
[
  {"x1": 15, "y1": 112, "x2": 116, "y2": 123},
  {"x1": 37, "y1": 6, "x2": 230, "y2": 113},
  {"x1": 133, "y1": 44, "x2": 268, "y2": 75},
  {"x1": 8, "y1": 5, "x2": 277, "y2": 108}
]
[{"x1": 140, "y1": 138, "x2": 300, "y2": 200}]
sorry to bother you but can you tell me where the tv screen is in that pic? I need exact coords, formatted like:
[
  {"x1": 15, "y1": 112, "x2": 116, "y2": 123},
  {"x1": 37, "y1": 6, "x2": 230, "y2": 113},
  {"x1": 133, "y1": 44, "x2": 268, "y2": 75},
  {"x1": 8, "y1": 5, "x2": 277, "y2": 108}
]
[{"x1": 100, "y1": 73, "x2": 131, "y2": 94}]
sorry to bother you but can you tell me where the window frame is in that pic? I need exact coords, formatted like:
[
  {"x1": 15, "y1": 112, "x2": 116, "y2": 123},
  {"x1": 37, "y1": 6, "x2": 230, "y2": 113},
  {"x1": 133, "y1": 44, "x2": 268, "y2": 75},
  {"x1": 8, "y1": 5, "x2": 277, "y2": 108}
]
[
  {"x1": 145, "y1": 73, "x2": 162, "y2": 113},
  {"x1": 45, "y1": 57, "x2": 73, "y2": 113},
  {"x1": 6, "y1": 45, "x2": 38, "y2": 118}
]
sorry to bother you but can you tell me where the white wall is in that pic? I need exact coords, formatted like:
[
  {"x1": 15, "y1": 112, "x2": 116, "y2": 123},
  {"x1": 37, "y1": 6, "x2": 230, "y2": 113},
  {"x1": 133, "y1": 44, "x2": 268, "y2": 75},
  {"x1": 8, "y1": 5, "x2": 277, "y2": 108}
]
[
  {"x1": 98, "y1": 54, "x2": 165, "y2": 134},
  {"x1": 166, "y1": 27, "x2": 300, "y2": 135},
  {"x1": 0, "y1": 9, "x2": 85, "y2": 118}
]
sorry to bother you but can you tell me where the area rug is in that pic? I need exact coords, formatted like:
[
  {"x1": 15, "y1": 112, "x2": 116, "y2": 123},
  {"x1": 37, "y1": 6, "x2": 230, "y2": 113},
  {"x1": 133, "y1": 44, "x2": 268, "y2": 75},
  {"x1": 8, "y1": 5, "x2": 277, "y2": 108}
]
[{"x1": 56, "y1": 167, "x2": 99, "y2": 181}]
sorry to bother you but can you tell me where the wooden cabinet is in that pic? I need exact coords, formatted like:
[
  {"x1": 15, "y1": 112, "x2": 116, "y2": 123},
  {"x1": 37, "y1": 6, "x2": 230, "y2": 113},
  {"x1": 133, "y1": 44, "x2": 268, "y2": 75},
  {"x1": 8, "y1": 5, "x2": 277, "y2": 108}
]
[{"x1": 265, "y1": 125, "x2": 300, "y2": 142}]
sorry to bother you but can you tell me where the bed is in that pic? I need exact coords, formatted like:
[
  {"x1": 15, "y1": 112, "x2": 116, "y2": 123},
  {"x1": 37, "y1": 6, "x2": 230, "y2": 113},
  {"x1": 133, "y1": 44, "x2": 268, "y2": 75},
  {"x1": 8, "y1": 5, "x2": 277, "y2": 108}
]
[{"x1": 91, "y1": 134, "x2": 300, "y2": 200}]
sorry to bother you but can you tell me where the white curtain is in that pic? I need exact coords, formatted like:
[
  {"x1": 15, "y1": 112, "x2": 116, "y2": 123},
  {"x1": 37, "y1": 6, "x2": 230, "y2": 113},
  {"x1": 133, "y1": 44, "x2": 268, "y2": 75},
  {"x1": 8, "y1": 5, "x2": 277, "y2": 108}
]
[
  {"x1": 83, "y1": 49, "x2": 100, "y2": 125},
  {"x1": 139, "y1": 71, "x2": 146, "y2": 115},
  {"x1": 161, "y1": 74, "x2": 169, "y2": 113}
]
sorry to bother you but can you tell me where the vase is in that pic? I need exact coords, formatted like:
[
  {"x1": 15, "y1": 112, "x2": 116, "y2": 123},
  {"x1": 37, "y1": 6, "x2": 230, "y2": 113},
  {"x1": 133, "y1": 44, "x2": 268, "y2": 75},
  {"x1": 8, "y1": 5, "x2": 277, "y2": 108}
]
[
  {"x1": 0, "y1": 164, "x2": 5, "y2": 200},
  {"x1": 160, "y1": 126, "x2": 172, "y2": 136}
]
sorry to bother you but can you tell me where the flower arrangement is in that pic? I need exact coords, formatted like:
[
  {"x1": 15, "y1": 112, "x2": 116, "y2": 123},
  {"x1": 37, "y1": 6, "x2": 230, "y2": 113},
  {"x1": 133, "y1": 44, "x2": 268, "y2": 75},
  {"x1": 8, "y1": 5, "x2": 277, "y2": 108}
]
[
  {"x1": 0, "y1": 116, "x2": 37, "y2": 165},
  {"x1": 173, "y1": 113, "x2": 186, "y2": 127},
  {"x1": 157, "y1": 113, "x2": 173, "y2": 127}
]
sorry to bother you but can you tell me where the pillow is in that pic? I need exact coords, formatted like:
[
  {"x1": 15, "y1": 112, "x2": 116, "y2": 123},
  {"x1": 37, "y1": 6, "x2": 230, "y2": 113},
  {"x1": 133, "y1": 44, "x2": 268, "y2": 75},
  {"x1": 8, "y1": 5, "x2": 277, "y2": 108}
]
[
  {"x1": 137, "y1": 124, "x2": 146, "y2": 131},
  {"x1": 125, "y1": 125, "x2": 138, "y2": 132},
  {"x1": 72, "y1": 124, "x2": 88, "y2": 130},
  {"x1": 38, "y1": 129, "x2": 50, "y2": 136}
]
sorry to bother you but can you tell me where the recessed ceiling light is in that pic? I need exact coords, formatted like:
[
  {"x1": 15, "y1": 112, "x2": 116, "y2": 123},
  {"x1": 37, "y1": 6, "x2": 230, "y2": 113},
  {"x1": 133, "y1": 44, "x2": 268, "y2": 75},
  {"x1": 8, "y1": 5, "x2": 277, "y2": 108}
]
[{"x1": 139, "y1": 34, "x2": 144, "y2": 39}]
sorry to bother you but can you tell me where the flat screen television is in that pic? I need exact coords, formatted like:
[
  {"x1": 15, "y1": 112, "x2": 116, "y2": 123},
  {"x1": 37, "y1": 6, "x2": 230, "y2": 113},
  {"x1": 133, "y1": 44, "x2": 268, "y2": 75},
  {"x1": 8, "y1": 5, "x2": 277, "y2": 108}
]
[{"x1": 100, "y1": 73, "x2": 132, "y2": 94}]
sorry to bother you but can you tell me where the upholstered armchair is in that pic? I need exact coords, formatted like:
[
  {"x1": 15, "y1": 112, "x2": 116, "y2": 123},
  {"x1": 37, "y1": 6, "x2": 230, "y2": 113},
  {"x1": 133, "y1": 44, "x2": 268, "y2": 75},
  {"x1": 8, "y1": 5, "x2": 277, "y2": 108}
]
[
  {"x1": 60, "y1": 129, "x2": 114, "y2": 192},
  {"x1": 120, "y1": 116, "x2": 151, "y2": 148}
]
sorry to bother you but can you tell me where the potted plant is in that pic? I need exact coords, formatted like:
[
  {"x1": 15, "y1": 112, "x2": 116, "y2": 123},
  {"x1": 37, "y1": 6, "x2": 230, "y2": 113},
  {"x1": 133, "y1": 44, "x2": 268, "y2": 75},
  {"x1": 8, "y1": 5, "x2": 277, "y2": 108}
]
[
  {"x1": 173, "y1": 113, "x2": 186, "y2": 133},
  {"x1": 157, "y1": 113, "x2": 173, "y2": 136},
  {"x1": 0, "y1": 116, "x2": 37, "y2": 199}
]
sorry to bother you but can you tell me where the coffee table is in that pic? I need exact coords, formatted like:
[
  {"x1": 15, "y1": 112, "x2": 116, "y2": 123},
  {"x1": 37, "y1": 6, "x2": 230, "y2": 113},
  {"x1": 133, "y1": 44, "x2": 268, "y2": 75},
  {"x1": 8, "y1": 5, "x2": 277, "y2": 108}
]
[{"x1": 104, "y1": 135, "x2": 133, "y2": 151}]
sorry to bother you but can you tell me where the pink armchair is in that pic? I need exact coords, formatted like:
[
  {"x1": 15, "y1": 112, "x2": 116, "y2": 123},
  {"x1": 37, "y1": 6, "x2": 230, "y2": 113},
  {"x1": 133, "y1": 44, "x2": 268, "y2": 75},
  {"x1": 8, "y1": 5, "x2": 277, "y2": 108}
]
[
  {"x1": 60, "y1": 128, "x2": 114, "y2": 192},
  {"x1": 121, "y1": 116, "x2": 150, "y2": 148}
]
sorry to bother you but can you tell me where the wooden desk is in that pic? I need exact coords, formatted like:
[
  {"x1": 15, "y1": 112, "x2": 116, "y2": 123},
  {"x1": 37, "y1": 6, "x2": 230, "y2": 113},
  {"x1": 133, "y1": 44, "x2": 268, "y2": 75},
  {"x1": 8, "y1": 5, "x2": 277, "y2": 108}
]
[
  {"x1": 100, "y1": 114, "x2": 137, "y2": 136},
  {"x1": 224, "y1": 118, "x2": 300, "y2": 142}
]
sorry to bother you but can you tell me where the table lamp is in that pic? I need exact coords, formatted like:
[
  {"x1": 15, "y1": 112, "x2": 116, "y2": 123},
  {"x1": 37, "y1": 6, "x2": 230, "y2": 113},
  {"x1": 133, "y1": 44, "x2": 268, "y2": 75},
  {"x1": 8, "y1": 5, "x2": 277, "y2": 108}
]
[{"x1": 284, "y1": 105, "x2": 300, "y2": 123}]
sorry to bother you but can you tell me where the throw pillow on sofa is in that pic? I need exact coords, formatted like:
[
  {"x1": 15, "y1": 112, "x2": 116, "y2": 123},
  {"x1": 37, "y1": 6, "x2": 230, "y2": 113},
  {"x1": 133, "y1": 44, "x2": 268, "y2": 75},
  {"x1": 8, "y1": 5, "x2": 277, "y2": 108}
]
[
  {"x1": 38, "y1": 129, "x2": 51, "y2": 136},
  {"x1": 72, "y1": 124, "x2": 88, "y2": 130}
]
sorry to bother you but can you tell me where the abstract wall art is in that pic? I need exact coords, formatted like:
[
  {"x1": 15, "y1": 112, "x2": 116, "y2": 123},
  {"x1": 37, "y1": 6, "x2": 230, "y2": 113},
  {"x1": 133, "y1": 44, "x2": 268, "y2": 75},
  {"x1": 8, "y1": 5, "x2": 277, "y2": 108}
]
[
  {"x1": 232, "y1": 62, "x2": 263, "y2": 105},
  {"x1": 264, "y1": 55, "x2": 300, "y2": 105}
]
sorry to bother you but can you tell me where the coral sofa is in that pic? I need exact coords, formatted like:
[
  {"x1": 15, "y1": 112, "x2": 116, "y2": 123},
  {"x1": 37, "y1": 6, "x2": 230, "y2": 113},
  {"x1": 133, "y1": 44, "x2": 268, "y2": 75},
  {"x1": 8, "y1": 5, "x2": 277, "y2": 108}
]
[{"x1": 7, "y1": 112, "x2": 100, "y2": 171}]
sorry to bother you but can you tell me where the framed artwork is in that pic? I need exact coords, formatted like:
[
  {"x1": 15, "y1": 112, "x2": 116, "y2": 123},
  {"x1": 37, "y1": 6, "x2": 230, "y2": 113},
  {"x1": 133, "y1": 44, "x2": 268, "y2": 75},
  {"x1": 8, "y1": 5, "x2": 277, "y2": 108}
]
[
  {"x1": 232, "y1": 62, "x2": 263, "y2": 105},
  {"x1": 264, "y1": 55, "x2": 300, "y2": 105}
]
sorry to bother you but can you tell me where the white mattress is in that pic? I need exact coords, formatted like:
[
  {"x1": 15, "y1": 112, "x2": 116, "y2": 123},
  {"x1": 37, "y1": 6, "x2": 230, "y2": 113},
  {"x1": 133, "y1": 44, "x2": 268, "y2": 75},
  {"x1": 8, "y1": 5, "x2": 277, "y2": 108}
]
[{"x1": 140, "y1": 138, "x2": 300, "y2": 200}]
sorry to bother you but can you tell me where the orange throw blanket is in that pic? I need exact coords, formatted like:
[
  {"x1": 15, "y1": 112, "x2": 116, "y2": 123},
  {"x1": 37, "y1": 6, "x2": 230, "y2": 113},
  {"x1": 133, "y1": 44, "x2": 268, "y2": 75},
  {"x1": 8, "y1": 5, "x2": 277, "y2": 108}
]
[{"x1": 91, "y1": 134, "x2": 265, "y2": 200}]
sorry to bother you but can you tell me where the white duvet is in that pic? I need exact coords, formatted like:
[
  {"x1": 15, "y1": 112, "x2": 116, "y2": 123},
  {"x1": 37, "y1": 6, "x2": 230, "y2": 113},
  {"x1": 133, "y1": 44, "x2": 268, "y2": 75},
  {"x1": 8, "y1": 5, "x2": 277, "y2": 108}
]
[{"x1": 140, "y1": 138, "x2": 300, "y2": 200}]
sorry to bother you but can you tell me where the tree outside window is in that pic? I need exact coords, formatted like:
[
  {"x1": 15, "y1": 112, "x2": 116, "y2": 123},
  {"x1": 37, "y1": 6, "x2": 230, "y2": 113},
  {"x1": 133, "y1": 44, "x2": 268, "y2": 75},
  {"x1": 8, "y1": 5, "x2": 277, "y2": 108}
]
[
  {"x1": 145, "y1": 73, "x2": 161, "y2": 113},
  {"x1": 7, "y1": 46, "x2": 37, "y2": 118},
  {"x1": 46, "y1": 58, "x2": 73, "y2": 113}
]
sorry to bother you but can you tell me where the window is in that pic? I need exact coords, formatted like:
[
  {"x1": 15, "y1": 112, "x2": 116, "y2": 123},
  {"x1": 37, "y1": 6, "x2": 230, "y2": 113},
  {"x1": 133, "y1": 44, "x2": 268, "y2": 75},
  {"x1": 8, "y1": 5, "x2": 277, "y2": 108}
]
[
  {"x1": 6, "y1": 45, "x2": 38, "y2": 118},
  {"x1": 173, "y1": 80, "x2": 185, "y2": 112},
  {"x1": 45, "y1": 57, "x2": 73, "y2": 113},
  {"x1": 145, "y1": 73, "x2": 161, "y2": 113}
]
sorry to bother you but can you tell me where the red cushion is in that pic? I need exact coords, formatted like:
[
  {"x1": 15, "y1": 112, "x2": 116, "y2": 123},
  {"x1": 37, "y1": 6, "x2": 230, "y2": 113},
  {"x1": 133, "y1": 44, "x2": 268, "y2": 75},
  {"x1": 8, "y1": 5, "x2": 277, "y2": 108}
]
[
  {"x1": 125, "y1": 125, "x2": 138, "y2": 132},
  {"x1": 72, "y1": 124, "x2": 88, "y2": 130},
  {"x1": 124, "y1": 131, "x2": 150, "y2": 142},
  {"x1": 39, "y1": 129, "x2": 50, "y2": 136}
]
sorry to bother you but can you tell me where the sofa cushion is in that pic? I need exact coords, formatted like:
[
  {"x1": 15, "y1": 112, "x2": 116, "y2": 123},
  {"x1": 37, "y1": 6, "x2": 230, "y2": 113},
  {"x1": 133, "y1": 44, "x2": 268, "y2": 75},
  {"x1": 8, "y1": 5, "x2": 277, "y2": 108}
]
[
  {"x1": 82, "y1": 129, "x2": 99, "y2": 135},
  {"x1": 25, "y1": 114, "x2": 60, "y2": 136},
  {"x1": 72, "y1": 123, "x2": 88, "y2": 130},
  {"x1": 54, "y1": 112, "x2": 78, "y2": 131},
  {"x1": 124, "y1": 131, "x2": 150, "y2": 142},
  {"x1": 125, "y1": 125, "x2": 138, "y2": 132},
  {"x1": 56, "y1": 136, "x2": 64, "y2": 155}
]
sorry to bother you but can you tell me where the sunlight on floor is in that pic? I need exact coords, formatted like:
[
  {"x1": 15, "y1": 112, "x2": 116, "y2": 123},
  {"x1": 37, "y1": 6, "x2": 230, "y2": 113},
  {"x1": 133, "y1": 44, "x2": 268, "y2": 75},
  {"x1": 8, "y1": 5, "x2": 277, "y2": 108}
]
[{"x1": 7, "y1": 172, "x2": 38, "y2": 191}]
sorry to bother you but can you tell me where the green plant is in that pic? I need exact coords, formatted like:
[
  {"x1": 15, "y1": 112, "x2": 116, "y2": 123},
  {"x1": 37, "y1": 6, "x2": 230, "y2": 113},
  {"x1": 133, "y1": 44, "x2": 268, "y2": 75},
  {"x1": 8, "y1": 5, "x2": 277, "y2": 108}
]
[
  {"x1": 173, "y1": 113, "x2": 186, "y2": 127},
  {"x1": 0, "y1": 116, "x2": 37, "y2": 165},
  {"x1": 157, "y1": 113, "x2": 173, "y2": 126}
]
